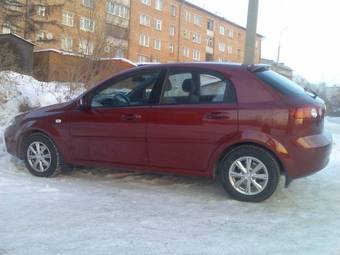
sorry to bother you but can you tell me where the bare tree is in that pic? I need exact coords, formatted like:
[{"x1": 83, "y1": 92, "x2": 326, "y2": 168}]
[{"x1": 64, "y1": 0, "x2": 129, "y2": 87}]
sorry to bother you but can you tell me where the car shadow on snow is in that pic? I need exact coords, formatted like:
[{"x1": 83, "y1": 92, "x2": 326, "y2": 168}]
[{"x1": 63, "y1": 166, "x2": 231, "y2": 200}]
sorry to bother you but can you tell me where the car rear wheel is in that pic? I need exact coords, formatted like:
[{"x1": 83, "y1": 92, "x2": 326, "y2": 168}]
[
  {"x1": 23, "y1": 133, "x2": 61, "y2": 177},
  {"x1": 219, "y1": 145, "x2": 280, "y2": 202}
]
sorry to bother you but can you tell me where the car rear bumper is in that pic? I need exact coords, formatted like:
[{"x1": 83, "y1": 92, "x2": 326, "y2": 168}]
[{"x1": 282, "y1": 131, "x2": 333, "y2": 179}]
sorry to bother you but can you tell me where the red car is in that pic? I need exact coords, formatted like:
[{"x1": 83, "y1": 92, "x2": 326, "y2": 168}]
[{"x1": 4, "y1": 63, "x2": 332, "y2": 202}]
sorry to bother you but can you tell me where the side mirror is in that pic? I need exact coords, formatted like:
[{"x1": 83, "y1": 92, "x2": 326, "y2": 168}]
[{"x1": 77, "y1": 97, "x2": 90, "y2": 110}]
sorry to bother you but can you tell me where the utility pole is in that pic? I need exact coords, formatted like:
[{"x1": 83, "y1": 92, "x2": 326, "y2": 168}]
[
  {"x1": 277, "y1": 26, "x2": 288, "y2": 64},
  {"x1": 176, "y1": 0, "x2": 184, "y2": 62},
  {"x1": 244, "y1": 0, "x2": 259, "y2": 65},
  {"x1": 276, "y1": 41, "x2": 281, "y2": 63}
]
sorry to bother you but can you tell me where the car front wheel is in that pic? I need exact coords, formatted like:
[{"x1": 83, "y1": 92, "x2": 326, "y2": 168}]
[
  {"x1": 23, "y1": 133, "x2": 61, "y2": 177},
  {"x1": 219, "y1": 145, "x2": 280, "y2": 202}
]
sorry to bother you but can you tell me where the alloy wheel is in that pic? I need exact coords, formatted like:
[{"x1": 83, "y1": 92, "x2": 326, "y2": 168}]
[
  {"x1": 26, "y1": 141, "x2": 52, "y2": 173},
  {"x1": 228, "y1": 156, "x2": 269, "y2": 195}
]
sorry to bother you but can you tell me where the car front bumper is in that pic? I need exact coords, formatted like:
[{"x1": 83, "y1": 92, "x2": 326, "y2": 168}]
[{"x1": 4, "y1": 124, "x2": 19, "y2": 157}]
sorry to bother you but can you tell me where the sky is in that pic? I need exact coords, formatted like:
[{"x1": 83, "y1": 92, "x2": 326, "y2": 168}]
[{"x1": 188, "y1": 0, "x2": 340, "y2": 85}]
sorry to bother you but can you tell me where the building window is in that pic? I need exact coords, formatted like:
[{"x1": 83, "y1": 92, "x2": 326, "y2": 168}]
[
  {"x1": 79, "y1": 39, "x2": 94, "y2": 55},
  {"x1": 207, "y1": 36, "x2": 213, "y2": 48},
  {"x1": 192, "y1": 50, "x2": 200, "y2": 61},
  {"x1": 6, "y1": 0, "x2": 19, "y2": 11},
  {"x1": 36, "y1": 30, "x2": 45, "y2": 41},
  {"x1": 61, "y1": 36, "x2": 73, "y2": 51},
  {"x1": 137, "y1": 55, "x2": 150, "y2": 63},
  {"x1": 104, "y1": 36, "x2": 115, "y2": 53},
  {"x1": 227, "y1": 45, "x2": 233, "y2": 54},
  {"x1": 184, "y1": 10, "x2": 191, "y2": 22},
  {"x1": 219, "y1": 25, "x2": 225, "y2": 35},
  {"x1": 193, "y1": 15, "x2": 202, "y2": 26},
  {"x1": 169, "y1": 43, "x2": 174, "y2": 53},
  {"x1": 237, "y1": 49, "x2": 241, "y2": 57},
  {"x1": 218, "y1": 42, "x2": 225, "y2": 52},
  {"x1": 155, "y1": 0, "x2": 162, "y2": 11},
  {"x1": 183, "y1": 30, "x2": 190, "y2": 40},
  {"x1": 154, "y1": 39, "x2": 161, "y2": 50},
  {"x1": 62, "y1": 11, "x2": 74, "y2": 27},
  {"x1": 107, "y1": 1, "x2": 129, "y2": 19},
  {"x1": 2, "y1": 26, "x2": 11, "y2": 34},
  {"x1": 183, "y1": 47, "x2": 190, "y2": 58},
  {"x1": 228, "y1": 29, "x2": 234, "y2": 38},
  {"x1": 255, "y1": 40, "x2": 258, "y2": 49},
  {"x1": 171, "y1": 5, "x2": 176, "y2": 16},
  {"x1": 154, "y1": 19, "x2": 162, "y2": 31},
  {"x1": 140, "y1": 14, "x2": 151, "y2": 26},
  {"x1": 37, "y1": 6, "x2": 46, "y2": 16},
  {"x1": 207, "y1": 19, "x2": 214, "y2": 31},
  {"x1": 152, "y1": 57, "x2": 160, "y2": 63},
  {"x1": 82, "y1": 0, "x2": 94, "y2": 8},
  {"x1": 141, "y1": 0, "x2": 151, "y2": 6},
  {"x1": 169, "y1": 24, "x2": 175, "y2": 36},
  {"x1": 115, "y1": 48, "x2": 125, "y2": 58},
  {"x1": 2, "y1": 23, "x2": 15, "y2": 34},
  {"x1": 192, "y1": 32, "x2": 201, "y2": 44},
  {"x1": 80, "y1": 16, "x2": 95, "y2": 32},
  {"x1": 139, "y1": 34, "x2": 150, "y2": 47}
]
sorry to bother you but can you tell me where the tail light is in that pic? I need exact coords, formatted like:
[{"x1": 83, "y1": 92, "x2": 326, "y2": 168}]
[{"x1": 290, "y1": 105, "x2": 325, "y2": 125}]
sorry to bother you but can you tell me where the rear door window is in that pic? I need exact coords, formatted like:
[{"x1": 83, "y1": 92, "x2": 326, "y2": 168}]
[{"x1": 160, "y1": 69, "x2": 234, "y2": 105}]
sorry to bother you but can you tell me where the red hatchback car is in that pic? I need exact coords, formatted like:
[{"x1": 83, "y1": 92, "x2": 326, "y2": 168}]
[{"x1": 5, "y1": 63, "x2": 332, "y2": 202}]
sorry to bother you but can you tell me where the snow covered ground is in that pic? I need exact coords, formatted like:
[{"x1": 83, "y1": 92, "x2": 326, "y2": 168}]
[{"x1": 1, "y1": 72, "x2": 340, "y2": 255}]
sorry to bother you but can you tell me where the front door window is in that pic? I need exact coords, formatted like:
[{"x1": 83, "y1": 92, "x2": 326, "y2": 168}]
[{"x1": 91, "y1": 70, "x2": 161, "y2": 108}]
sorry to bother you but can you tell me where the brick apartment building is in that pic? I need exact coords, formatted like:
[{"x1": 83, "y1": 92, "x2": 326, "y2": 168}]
[
  {"x1": 0, "y1": 0, "x2": 263, "y2": 63},
  {"x1": 129, "y1": 0, "x2": 263, "y2": 63}
]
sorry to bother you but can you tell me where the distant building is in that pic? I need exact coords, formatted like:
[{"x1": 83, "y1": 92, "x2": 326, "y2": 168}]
[
  {"x1": 261, "y1": 58, "x2": 293, "y2": 80},
  {"x1": 0, "y1": 0, "x2": 263, "y2": 64},
  {"x1": 128, "y1": 0, "x2": 263, "y2": 63},
  {"x1": 0, "y1": 33, "x2": 34, "y2": 73}
]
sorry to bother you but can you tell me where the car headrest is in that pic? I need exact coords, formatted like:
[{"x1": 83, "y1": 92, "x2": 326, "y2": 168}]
[{"x1": 182, "y1": 79, "x2": 196, "y2": 93}]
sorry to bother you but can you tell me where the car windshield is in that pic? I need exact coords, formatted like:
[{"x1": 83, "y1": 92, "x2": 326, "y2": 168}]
[{"x1": 255, "y1": 70, "x2": 306, "y2": 96}]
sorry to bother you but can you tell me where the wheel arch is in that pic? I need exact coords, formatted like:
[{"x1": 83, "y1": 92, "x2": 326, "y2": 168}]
[
  {"x1": 213, "y1": 141, "x2": 286, "y2": 180},
  {"x1": 17, "y1": 129, "x2": 58, "y2": 159}
]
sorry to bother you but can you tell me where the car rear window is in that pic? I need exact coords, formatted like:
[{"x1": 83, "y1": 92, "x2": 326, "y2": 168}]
[{"x1": 255, "y1": 70, "x2": 305, "y2": 96}]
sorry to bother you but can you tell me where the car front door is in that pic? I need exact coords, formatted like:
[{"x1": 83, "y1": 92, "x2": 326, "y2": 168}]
[
  {"x1": 68, "y1": 68, "x2": 163, "y2": 166},
  {"x1": 147, "y1": 68, "x2": 238, "y2": 173}
]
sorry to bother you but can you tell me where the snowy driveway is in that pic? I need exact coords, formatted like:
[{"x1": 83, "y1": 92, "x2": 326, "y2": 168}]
[{"x1": 0, "y1": 119, "x2": 340, "y2": 255}]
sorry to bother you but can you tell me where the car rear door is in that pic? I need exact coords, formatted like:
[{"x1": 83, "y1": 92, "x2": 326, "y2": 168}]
[{"x1": 147, "y1": 67, "x2": 238, "y2": 172}]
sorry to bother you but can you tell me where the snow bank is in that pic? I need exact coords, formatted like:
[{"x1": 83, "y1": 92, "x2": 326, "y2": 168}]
[{"x1": 0, "y1": 71, "x2": 84, "y2": 163}]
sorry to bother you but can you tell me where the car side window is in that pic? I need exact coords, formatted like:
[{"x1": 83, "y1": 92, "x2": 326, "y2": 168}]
[
  {"x1": 160, "y1": 70, "x2": 229, "y2": 105},
  {"x1": 91, "y1": 70, "x2": 160, "y2": 108}
]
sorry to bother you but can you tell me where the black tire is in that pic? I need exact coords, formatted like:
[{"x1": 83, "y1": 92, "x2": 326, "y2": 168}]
[
  {"x1": 218, "y1": 145, "x2": 280, "y2": 202},
  {"x1": 22, "y1": 133, "x2": 62, "y2": 177}
]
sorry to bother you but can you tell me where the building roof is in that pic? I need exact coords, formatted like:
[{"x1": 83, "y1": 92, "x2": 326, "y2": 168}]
[
  {"x1": 0, "y1": 33, "x2": 35, "y2": 45},
  {"x1": 261, "y1": 58, "x2": 293, "y2": 71},
  {"x1": 34, "y1": 48, "x2": 137, "y2": 66},
  {"x1": 180, "y1": 0, "x2": 265, "y2": 38}
]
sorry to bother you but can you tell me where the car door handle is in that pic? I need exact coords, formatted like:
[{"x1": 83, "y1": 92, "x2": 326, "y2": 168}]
[
  {"x1": 205, "y1": 112, "x2": 230, "y2": 120},
  {"x1": 120, "y1": 113, "x2": 142, "y2": 121}
]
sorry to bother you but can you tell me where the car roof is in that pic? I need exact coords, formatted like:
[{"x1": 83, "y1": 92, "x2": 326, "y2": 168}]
[{"x1": 134, "y1": 62, "x2": 269, "y2": 73}]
